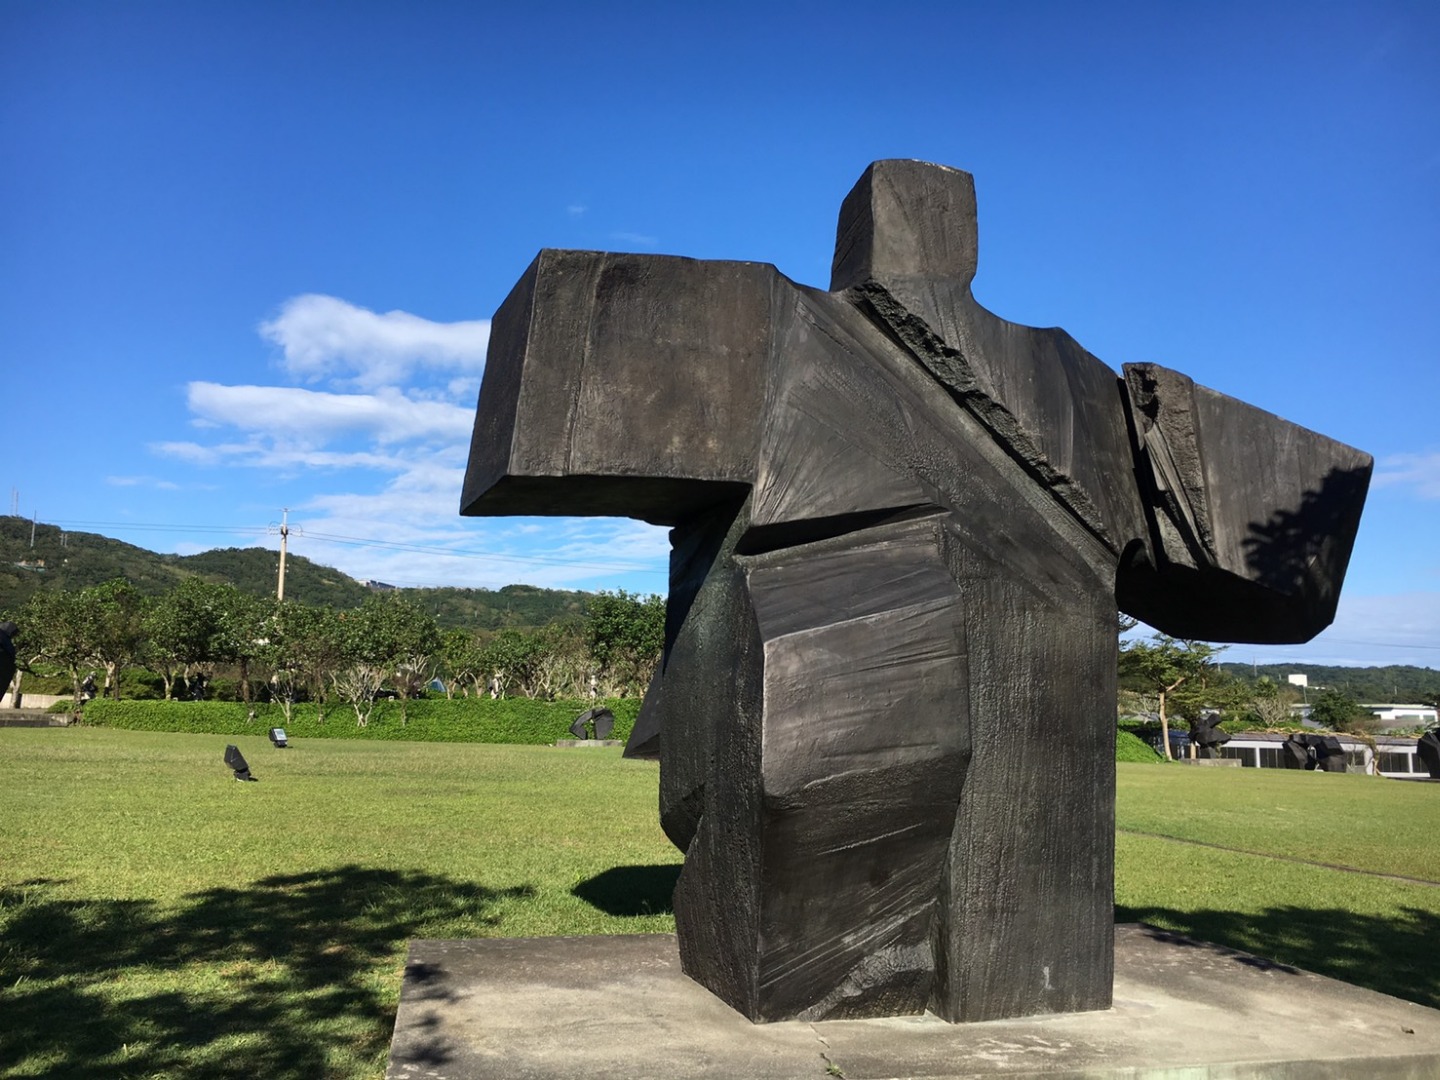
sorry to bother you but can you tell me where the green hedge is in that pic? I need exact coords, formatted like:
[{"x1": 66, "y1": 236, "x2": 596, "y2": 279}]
[
  {"x1": 81, "y1": 696, "x2": 641, "y2": 745},
  {"x1": 1117, "y1": 728, "x2": 1164, "y2": 763},
  {"x1": 83, "y1": 699, "x2": 1167, "y2": 760}
]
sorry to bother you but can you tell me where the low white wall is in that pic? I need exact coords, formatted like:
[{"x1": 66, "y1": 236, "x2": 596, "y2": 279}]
[{"x1": 1, "y1": 693, "x2": 65, "y2": 709}]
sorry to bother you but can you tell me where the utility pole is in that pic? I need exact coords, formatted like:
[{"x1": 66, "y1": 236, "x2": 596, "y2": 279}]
[{"x1": 277, "y1": 508, "x2": 290, "y2": 602}]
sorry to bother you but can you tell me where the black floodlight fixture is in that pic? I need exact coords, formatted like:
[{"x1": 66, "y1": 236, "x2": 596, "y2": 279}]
[
  {"x1": 224, "y1": 744, "x2": 257, "y2": 781},
  {"x1": 268, "y1": 727, "x2": 289, "y2": 748}
]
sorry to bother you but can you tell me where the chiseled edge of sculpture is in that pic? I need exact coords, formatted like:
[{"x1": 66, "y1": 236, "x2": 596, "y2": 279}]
[{"x1": 459, "y1": 161, "x2": 1370, "y2": 1024}]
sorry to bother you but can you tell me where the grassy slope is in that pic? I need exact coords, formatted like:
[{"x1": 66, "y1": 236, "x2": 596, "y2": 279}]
[{"x1": 2, "y1": 732, "x2": 1438, "y2": 1079}]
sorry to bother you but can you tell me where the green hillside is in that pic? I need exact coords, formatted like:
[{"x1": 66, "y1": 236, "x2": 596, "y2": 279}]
[
  {"x1": 407, "y1": 584, "x2": 590, "y2": 629},
  {"x1": 1, "y1": 516, "x2": 187, "y2": 601},
  {"x1": 1217, "y1": 662, "x2": 1440, "y2": 704},
  {"x1": 0, "y1": 516, "x2": 372, "y2": 610},
  {"x1": 0, "y1": 516, "x2": 600, "y2": 629}
]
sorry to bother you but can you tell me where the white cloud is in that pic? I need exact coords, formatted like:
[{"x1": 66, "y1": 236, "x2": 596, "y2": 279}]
[
  {"x1": 148, "y1": 290, "x2": 671, "y2": 595},
  {"x1": 1170, "y1": 590, "x2": 1440, "y2": 668},
  {"x1": 447, "y1": 376, "x2": 482, "y2": 401},
  {"x1": 567, "y1": 204, "x2": 587, "y2": 218},
  {"x1": 258, "y1": 294, "x2": 490, "y2": 390},
  {"x1": 152, "y1": 437, "x2": 446, "y2": 475},
  {"x1": 184, "y1": 382, "x2": 472, "y2": 447},
  {"x1": 610, "y1": 231, "x2": 659, "y2": 246},
  {"x1": 1374, "y1": 451, "x2": 1440, "y2": 499},
  {"x1": 151, "y1": 441, "x2": 221, "y2": 465},
  {"x1": 105, "y1": 475, "x2": 182, "y2": 490},
  {"x1": 282, "y1": 514, "x2": 671, "y2": 593}
]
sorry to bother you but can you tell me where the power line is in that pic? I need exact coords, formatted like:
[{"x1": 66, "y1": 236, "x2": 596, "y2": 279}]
[{"x1": 1308, "y1": 638, "x2": 1440, "y2": 653}]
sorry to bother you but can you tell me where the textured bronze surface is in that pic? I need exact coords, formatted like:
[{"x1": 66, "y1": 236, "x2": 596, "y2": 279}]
[{"x1": 462, "y1": 161, "x2": 1370, "y2": 1023}]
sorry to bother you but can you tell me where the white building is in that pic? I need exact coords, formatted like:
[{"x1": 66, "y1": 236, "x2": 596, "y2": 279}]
[
  {"x1": 1203, "y1": 731, "x2": 1430, "y2": 778},
  {"x1": 1360, "y1": 704, "x2": 1438, "y2": 729}
]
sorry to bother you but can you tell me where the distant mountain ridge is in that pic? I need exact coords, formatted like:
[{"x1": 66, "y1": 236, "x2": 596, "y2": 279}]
[
  {"x1": 1217, "y1": 661, "x2": 1440, "y2": 703},
  {"x1": 0, "y1": 515, "x2": 592, "y2": 629}
]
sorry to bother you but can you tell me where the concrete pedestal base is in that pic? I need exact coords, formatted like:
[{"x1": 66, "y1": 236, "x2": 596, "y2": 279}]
[{"x1": 386, "y1": 925, "x2": 1440, "y2": 1079}]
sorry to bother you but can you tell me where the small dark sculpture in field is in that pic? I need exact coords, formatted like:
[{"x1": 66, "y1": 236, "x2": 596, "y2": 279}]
[
  {"x1": 0, "y1": 621, "x2": 16, "y2": 704},
  {"x1": 1417, "y1": 731, "x2": 1440, "y2": 779},
  {"x1": 1188, "y1": 714, "x2": 1231, "y2": 759},
  {"x1": 569, "y1": 707, "x2": 615, "y2": 741},
  {"x1": 461, "y1": 161, "x2": 1369, "y2": 1023},
  {"x1": 1282, "y1": 733, "x2": 1349, "y2": 772}
]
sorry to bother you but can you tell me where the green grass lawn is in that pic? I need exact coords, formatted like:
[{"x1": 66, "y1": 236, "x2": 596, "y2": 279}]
[
  {"x1": 0, "y1": 729, "x2": 680, "y2": 1079},
  {"x1": 1, "y1": 731, "x2": 1437, "y2": 1079},
  {"x1": 1115, "y1": 761, "x2": 1440, "y2": 1017}
]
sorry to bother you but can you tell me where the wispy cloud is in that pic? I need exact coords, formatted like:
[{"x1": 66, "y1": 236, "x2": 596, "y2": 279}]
[
  {"x1": 284, "y1": 512, "x2": 670, "y2": 593},
  {"x1": 152, "y1": 438, "x2": 441, "y2": 475},
  {"x1": 151, "y1": 441, "x2": 222, "y2": 466},
  {"x1": 566, "y1": 204, "x2": 587, "y2": 218},
  {"x1": 184, "y1": 382, "x2": 473, "y2": 447},
  {"x1": 1166, "y1": 590, "x2": 1440, "y2": 669},
  {"x1": 258, "y1": 294, "x2": 490, "y2": 391},
  {"x1": 106, "y1": 474, "x2": 180, "y2": 490},
  {"x1": 154, "y1": 293, "x2": 672, "y2": 592},
  {"x1": 1374, "y1": 451, "x2": 1440, "y2": 499},
  {"x1": 609, "y1": 230, "x2": 659, "y2": 246}
]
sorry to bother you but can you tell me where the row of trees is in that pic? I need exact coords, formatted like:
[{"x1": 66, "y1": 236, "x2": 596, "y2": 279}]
[
  {"x1": 8, "y1": 579, "x2": 665, "y2": 726},
  {"x1": 14, "y1": 580, "x2": 1421, "y2": 742},
  {"x1": 1117, "y1": 630, "x2": 1413, "y2": 761}
]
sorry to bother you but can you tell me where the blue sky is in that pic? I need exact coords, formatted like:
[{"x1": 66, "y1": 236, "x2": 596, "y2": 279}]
[{"x1": 3, "y1": 1, "x2": 1437, "y2": 667}]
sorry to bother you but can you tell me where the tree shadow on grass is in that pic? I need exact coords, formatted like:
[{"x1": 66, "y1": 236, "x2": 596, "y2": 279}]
[
  {"x1": 571, "y1": 864, "x2": 681, "y2": 917},
  {"x1": 1116, "y1": 903, "x2": 1440, "y2": 1009},
  {"x1": 0, "y1": 868, "x2": 534, "y2": 1080}
]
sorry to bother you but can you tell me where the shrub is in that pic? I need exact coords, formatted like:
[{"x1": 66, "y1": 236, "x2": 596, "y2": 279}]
[
  {"x1": 117, "y1": 667, "x2": 165, "y2": 700},
  {"x1": 1117, "y1": 728, "x2": 1163, "y2": 763},
  {"x1": 16, "y1": 672, "x2": 72, "y2": 695},
  {"x1": 81, "y1": 696, "x2": 641, "y2": 745}
]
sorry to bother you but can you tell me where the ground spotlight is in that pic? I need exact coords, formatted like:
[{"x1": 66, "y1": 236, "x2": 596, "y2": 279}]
[
  {"x1": 224, "y1": 744, "x2": 258, "y2": 781},
  {"x1": 268, "y1": 727, "x2": 289, "y2": 748}
]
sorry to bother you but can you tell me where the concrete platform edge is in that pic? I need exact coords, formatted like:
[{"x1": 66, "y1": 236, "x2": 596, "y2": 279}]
[{"x1": 386, "y1": 925, "x2": 1440, "y2": 1080}]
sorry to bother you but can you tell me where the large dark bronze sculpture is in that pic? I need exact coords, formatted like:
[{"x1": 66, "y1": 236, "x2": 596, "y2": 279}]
[
  {"x1": 1415, "y1": 731, "x2": 1439, "y2": 779},
  {"x1": 1282, "y1": 732, "x2": 1349, "y2": 772},
  {"x1": 1188, "y1": 714, "x2": 1232, "y2": 759},
  {"x1": 460, "y1": 161, "x2": 1369, "y2": 1024},
  {"x1": 0, "y1": 621, "x2": 17, "y2": 706}
]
